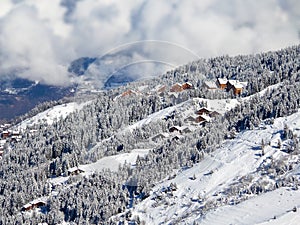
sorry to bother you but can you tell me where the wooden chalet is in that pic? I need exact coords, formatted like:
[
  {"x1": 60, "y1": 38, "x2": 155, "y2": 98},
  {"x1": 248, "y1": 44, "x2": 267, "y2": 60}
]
[
  {"x1": 196, "y1": 108, "x2": 211, "y2": 116},
  {"x1": 22, "y1": 198, "x2": 47, "y2": 212},
  {"x1": 195, "y1": 114, "x2": 211, "y2": 124},
  {"x1": 169, "y1": 126, "x2": 193, "y2": 134},
  {"x1": 68, "y1": 167, "x2": 85, "y2": 176},
  {"x1": 195, "y1": 115, "x2": 207, "y2": 124},
  {"x1": 216, "y1": 78, "x2": 228, "y2": 89},
  {"x1": 2, "y1": 130, "x2": 10, "y2": 139},
  {"x1": 121, "y1": 90, "x2": 139, "y2": 97},
  {"x1": 182, "y1": 82, "x2": 193, "y2": 90},
  {"x1": 184, "y1": 115, "x2": 198, "y2": 123},
  {"x1": 151, "y1": 133, "x2": 169, "y2": 142},
  {"x1": 233, "y1": 85, "x2": 243, "y2": 95},
  {"x1": 170, "y1": 83, "x2": 183, "y2": 92},
  {"x1": 169, "y1": 126, "x2": 182, "y2": 133},
  {"x1": 227, "y1": 80, "x2": 246, "y2": 95},
  {"x1": 11, "y1": 130, "x2": 20, "y2": 137},
  {"x1": 172, "y1": 135, "x2": 182, "y2": 141}
]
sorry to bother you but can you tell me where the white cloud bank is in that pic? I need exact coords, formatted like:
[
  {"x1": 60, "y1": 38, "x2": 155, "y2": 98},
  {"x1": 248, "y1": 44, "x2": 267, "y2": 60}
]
[{"x1": 0, "y1": 0, "x2": 299, "y2": 85}]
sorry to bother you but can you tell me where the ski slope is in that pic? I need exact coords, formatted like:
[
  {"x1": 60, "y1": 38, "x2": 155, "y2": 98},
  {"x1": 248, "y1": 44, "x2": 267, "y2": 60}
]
[{"x1": 130, "y1": 110, "x2": 300, "y2": 224}]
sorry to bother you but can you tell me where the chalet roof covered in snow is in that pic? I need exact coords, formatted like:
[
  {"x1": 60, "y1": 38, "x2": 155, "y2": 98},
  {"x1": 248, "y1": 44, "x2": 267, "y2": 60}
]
[
  {"x1": 217, "y1": 78, "x2": 228, "y2": 84},
  {"x1": 67, "y1": 167, "x2": 84, "y2": 173}
]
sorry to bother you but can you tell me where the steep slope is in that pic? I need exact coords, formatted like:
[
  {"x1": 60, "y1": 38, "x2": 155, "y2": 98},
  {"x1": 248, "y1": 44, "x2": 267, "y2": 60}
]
[{"x1": 130, "y1": 110, "x2": 300, "y2": 224}]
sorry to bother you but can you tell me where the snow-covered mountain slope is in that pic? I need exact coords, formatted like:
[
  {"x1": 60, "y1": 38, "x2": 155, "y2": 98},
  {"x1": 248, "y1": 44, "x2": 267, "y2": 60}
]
[
  {"x1": 129, "y1": 110, "x2": 300, "y2": 224},
  {"x1": 197, "y1": 188, "x2": 300, "y2": 225},
  {"x1": 50, "y1": 96, "x2": 237, "y2": 186},
  {"x1": 16, "y1": 101, "x2": 91, "y2": 130},
  {"x1": 1, "y1": 45, "x2": 299, "y2": 225}
]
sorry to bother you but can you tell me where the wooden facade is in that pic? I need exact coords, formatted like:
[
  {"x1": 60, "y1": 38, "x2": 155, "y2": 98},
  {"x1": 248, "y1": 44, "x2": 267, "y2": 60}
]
[
  {"x1": 22, "y1": 200, "x2": 46, "y2": 212},
  {"x1": 170, "y1": 83, "x2": 183, "y2": 92},
  {"x1": 196, "y1": 108, "x2": 211, "y2": 115},
  {"x1": 182, "y1": 82, "x2": 193, "y2": 90},
  {"x1": 216, "y1": 78, "x2": 228, "y2": 89},
  {"x1": 2, "y1": 131, "x2": 10, "y2": 139},
  {"x1": 68, "y1": 167, "x2": 85, "y2": 176},
  {"x1": 195, "y1": 116, "x2": 207, "y2": 123}
]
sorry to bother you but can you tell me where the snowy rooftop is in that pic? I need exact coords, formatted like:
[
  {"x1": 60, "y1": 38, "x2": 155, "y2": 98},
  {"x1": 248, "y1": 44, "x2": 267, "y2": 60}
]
[
  {"x1": 200, "y1": 114, "x2": 211, "y2": 122},
  {"x1": 233, "y1": 83, "x2": 244, "y2": 89},
  {"x1": 217, "y1": 78, "x2": 228, "y2": 84},
  {"x1": 67, "y1": 167, "x2": 84, "y2": 173}
]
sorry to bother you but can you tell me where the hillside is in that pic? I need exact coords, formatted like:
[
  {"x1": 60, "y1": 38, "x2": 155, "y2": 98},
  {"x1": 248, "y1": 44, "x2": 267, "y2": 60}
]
[
  {"x1": 0, "y1": 45, "x2": 299, "y2": 224},
  {"x1": 130, "y1": 110, "x2": 300, "y2": 224}
]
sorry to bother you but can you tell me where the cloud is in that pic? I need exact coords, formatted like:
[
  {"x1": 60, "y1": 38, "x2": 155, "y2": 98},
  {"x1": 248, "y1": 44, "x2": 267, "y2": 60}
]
[{"x1": 0, "y1": 0, "x2": 299, "y2": 86}]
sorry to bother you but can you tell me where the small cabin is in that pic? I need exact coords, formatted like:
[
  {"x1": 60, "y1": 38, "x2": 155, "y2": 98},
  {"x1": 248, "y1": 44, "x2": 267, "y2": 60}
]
[
  {"x1": 169, "y1": 126, "x2": 182, "y2": 133},
  {"x1": 233, "y1": 84, "x2": 243, "y2": 95},
  {"x1": 68, "y1": 167, "x2": 85, "y2": 176},
  {"x1": 151, "y1": 133, "x2": 169, "y2": 142},
  {"x1": 184, "y1": 115, "x2": 198, "y2": 123},
  {"x1": 195, "y1": 116, "x2": 207, "y2": 124},
  {"x1": 226, "y1": 80, "x2": 238, "y2": 92},
  {"x1": 172, "y1": 135, "x2": 182, "y2": 141},
  {"x1": 11, "y1": 130, "x2": 21, "y2": 137},
  {"x1": 170, "y1": 83, "x2": 183, "y2": 92},
  {"x1": 22, "y1": 203, "x2": 34, "y2": 211},
  {"x1": 22, "y1": 199, "x2": 46, "y2": 212},
  {"x1": 216, "y1": 78, "x2": 228, "y2": 89},
  {"x1": 2, "y1": 131, "x2": 10, "y2": 139},
  {"x1": 226, "y1": 80, "x2": 247, "y2": 95},
  {"x1": 121, "y1": 90, "x2": 138, "y2": 97},
  {"x1": 196, "y1": 108, "x2": 211, "y2": 116},
  {"x1": 182, "y1": 82, "x2": 193, "y2": 90},
  {"x1": 196, "y1": 114, "x2": 211, "y2": 124}
]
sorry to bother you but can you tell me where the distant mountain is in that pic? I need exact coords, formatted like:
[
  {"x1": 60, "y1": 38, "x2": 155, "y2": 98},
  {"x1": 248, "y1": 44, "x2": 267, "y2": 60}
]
[
  {"x1": 68, "y1": 47, "x2": 173, "y2": 89},
  {"x1": 68, "y1": 54, "x2": 142, "y2": 89},
  {"x1": 0, "y1": 77, "x2": 74, "y2": 121},
  {"x1": 68, "y1": 57, "x2": 96, "y2": 76}
]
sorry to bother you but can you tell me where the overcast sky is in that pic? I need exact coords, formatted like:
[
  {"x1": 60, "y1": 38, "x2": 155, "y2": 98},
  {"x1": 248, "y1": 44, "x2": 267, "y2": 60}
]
[{"x1": 0, "y1": 0, "x2": 299, "y2": 85}]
